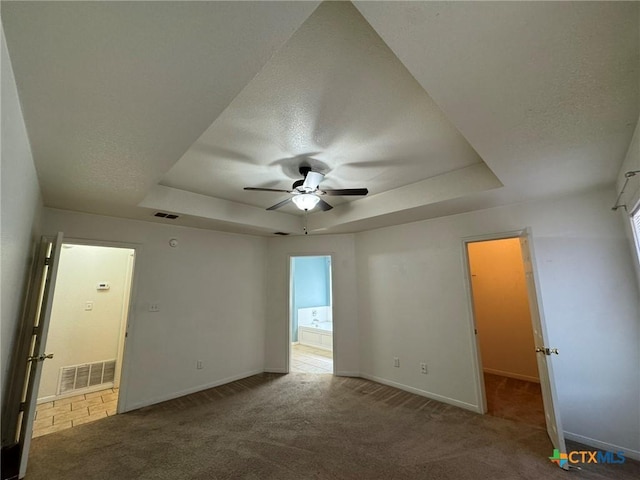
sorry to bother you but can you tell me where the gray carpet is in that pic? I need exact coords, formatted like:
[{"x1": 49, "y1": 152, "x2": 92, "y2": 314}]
[
  {"x1": 26, "y1": 373, "x2": 639, "y2": 479},
  {"x1": 484, "y1": 373, "x2": 546, "y2": 429}
]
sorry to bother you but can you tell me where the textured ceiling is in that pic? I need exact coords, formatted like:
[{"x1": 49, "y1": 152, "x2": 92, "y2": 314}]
[
  {"x1": 2, "y1": 1, "x2": 638, "y2": 235},
  {"x1": 159, "y1": 2, "x2": 486, "y2": 215}
]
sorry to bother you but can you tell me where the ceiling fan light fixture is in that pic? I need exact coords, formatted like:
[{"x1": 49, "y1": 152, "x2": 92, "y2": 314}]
[{"x1": 292, "y1": 193, "x2": 320, "y2": 211}]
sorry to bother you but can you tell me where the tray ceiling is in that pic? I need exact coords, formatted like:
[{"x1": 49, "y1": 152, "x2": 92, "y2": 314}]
[{"x1": 2, "y1": 1, "x2": 637, "y2": 235}]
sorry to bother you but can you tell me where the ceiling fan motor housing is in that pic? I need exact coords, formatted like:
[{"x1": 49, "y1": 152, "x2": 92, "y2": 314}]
[
  {"x1": 244, "y1": 164, "x2": 367, "y2": 212},
  {"x1": 299, "y1": 166, "x2": 312, "y2": 177}
]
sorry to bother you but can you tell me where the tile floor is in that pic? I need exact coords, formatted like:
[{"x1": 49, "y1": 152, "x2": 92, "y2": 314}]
[
  {"x1": 291, "y1": 344, "x2": 333, "y2": 373},
  {"x1": 32, "y1": 387, "x2": 118, "y2": 438}
]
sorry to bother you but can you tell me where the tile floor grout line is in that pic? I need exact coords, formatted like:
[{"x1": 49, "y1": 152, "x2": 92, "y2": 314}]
[
  {"x1": 32, "y1": 387, "x2": 119, "y2": 438},
  {"x1": 291, "y1": 344, "x2": 333, "y2": 373}
]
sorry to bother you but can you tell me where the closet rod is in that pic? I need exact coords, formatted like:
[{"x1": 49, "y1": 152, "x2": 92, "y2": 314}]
[{"x1": 612, "y1": 170, "x2": 640, "y2": 212}]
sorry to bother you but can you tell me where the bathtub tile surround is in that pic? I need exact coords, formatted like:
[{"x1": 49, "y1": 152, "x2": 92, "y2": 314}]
[
  {"x1": 297, "y1": 306, "x2": 333, "y2": 351},
  {"x1": 298, "y1": 326, "x2": 333, "y2": 351},
  {"x1": 297, "y1": 306, "x2": 332, "y2": 326}
]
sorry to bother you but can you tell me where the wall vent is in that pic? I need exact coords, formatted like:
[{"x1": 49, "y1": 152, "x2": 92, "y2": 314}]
[
  {"x1": 154, "y1": 212, "x2": 179, "y2": 219},
  {"x1": 58, "y1": 360, "x2": 116, "y2": 395}
]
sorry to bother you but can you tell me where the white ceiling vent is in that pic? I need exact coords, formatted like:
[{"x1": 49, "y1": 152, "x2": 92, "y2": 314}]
[
  {"x1": 154, "y1": 212, "x2": 179, "y2": 219},
  {"x1": 58, "y1": 360, "x2": 116, "y2": 395}
]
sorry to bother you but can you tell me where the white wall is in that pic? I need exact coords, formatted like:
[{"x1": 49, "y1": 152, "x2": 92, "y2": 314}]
[
  {"x1": 0, "y1": 26, "x2": 43, "y2": 420},
  {"x1": 356, "y1": 188, "x2": 640, "y2": 457},
  {"x1": 42, "y1": 208, "x2": 267, "y2": 410},
  {"x1": 265, "y1": 234, "x2": 359, "y2": 376},
  {"x1": 468, "y1": 239, "x2": 539, "y2": 382},
  {"x1": 37, "y1": 245, "x2": 133, "y2": 400}
]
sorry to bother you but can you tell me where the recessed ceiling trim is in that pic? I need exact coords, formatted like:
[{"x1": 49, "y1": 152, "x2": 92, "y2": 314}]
[
  {"x1": 307, "y1": 163, "x2": 503, "y2": 232},
  {"x1": 140, "y1": 185, "x2": 302, "y2": 233}
]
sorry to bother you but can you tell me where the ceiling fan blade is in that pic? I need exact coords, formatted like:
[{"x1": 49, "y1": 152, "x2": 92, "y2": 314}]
[
  {"x1": 266, "y1": 197, "x2": 293, "y2": 211},
  {"x1": 302, "y1": 171, "x2": 324, "y2": 191},
  {"x1": 321, "y1": 188, "x2": 368, "y2": 196},
  {"x1": 244, "y1": 187, "x2": 293, "y2": 193},
  {"x1": 316, "y1": 198, "x2": 333, "y2": 211}
]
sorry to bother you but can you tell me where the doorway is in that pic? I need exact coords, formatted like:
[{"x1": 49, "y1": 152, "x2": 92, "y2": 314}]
[
  {"x1": 466, "y1": 237, "x2": 544, "y2": 428},
  {"x1": 465, "y1": 231, "x2": 568, "y2": 461},
  {"x1": 32, "y1": 243, "x2": 135, "y2": 438},
  {"x1": 289, "y1": 255, "x2": 334, "y2": 374}
]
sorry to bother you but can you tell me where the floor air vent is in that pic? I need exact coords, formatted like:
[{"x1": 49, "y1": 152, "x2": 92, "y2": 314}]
[{"x1": 58, "y1": 360, "x2": 116, "y2": 394}]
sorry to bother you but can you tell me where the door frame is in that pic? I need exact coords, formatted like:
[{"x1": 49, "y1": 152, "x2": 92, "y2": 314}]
[
  {"x1": 461, "y1": 228, "x2": 556, "y2": 412},
  {"x1": 462, "y1": 227, "x2": 566, "y2": 461},
  {"x1": 286, "y1": 253, "x2": 335, "y2": 375},
  {"x1": 51, "y1": 238, "x2": 141, "y2": 416},
  {"x1": 3, "y1": 235, "x2": 141, "y2": 478},
  {"x1": 461, "y1": 229, "x2": 528, "y2": 414}
]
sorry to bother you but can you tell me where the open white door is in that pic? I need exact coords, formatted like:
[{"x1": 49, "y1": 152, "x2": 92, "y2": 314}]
[
  {"x1": 2, "y1": 233, "x2": 63, "y2": 479},
  {"x1": 519, "y1": 234, "x2": 567, "y2": 466}
]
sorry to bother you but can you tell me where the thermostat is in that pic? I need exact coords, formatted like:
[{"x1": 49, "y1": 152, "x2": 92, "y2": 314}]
[{"x1": 96, "y1": 282, "x2": 110, "y2": 290}]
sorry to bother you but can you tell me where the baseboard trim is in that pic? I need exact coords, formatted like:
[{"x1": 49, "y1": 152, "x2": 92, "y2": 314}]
[
  {"x1": 335, "y1": 371, "x2": 360, "y2": 377},
  {"x1": 483, "y1": 368, "x2": 539, "y2": 384},
  {"x1": 263, "y1": 368, "x2": 288, "y2": 374},
  {"x1": 123, "y1": 369, "x2": 263, "y2": 412},
  {"x1": 564, "y1": 431, "x2": 640, "y2": 461},
  {"x1": 359, "y1": 373, "x2": 481, "y2": 413},
  {"x1": 37, "y1": 382, "x2": 116, "y2": 404}
]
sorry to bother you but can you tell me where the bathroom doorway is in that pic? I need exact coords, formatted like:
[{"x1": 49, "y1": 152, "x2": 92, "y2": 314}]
[
  {"x1": 289, "y1": 255, "x2": 334, "y2": 374},
  {"x1": 32, "y1": 243, "x2": 135, "y2": 438}
]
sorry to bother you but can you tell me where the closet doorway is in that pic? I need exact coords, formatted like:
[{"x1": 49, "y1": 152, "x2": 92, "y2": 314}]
[
  {"x1": 466, "y1": 237, "x2": 544, "y2": 427},
  {"x1": 465, "y1": 230, "x2": 566, "y2": 458},
  {"x1": 289, "y1": 255, "x2": 334, "y2": 374}
]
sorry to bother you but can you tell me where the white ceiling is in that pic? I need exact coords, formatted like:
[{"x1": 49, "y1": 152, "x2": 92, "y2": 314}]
[{"x1": 2, "y1": 1, "x2": 638, "y2": 236}]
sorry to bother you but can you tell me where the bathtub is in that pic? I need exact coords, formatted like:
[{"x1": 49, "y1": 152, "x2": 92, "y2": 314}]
[{"x1": 298, "y1": 322, "x2": 333, "y2": 351}]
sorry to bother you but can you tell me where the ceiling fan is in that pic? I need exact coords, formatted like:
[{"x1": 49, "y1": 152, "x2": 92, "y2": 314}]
[{"x1": 244, "y1": 166, "x2": 368, "y2": 212}]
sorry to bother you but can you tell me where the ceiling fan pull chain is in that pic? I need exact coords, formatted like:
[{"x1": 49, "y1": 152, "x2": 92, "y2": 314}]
[{"x1": 304, "y1": 210, "x2": 309, "y2": 235}]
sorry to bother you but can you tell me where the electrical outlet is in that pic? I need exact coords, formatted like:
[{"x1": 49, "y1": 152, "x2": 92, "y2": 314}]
[
  {"x1": 393, "y1": 357, "x2": 400, "y2": 368},
  {"x1": 420, "y1": 362, "x2": 428, "y2": 374},
  {"x1": 196, "y1": 360, "x2": 203, "y2": 370},
  {"x1": 149, "y1": 303, "x2": 160, "y2": 312}
]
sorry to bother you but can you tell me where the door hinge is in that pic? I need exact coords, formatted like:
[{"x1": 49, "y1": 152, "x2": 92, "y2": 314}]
[
  {"x1": 535, "y1": 347, "x2": 559, "y2": 355},
  {"x1": 18, "y1": 402, "x2": 26, "y2": 412},
  {"x1": 44, "y1": 257, "x2": 51, "y2": 266},
  {"x1": 32, "y1": 326, "x2": 40, "y2": 335},
  {"x1": 27, "y1": 353, "x2": 54, "y2": 362}
]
